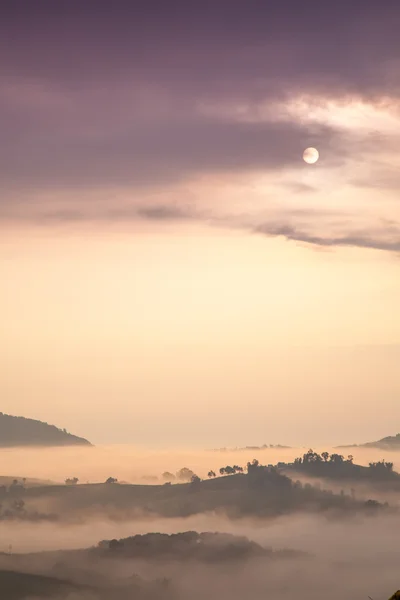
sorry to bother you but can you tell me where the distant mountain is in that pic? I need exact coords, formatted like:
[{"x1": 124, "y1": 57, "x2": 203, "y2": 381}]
[
  {"x1": 0, "y1": 413, "x2": 92, "y2": 447},
  {"x1": 211, "y1": 444, "x2": 291, "y2": 452},
  {"x1": 338, "y1": 433, "x2": 400, "y2": 451}
]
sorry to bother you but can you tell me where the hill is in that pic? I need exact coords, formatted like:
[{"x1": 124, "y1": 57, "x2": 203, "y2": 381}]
[
  {"x1": 19, "y1": 460, "x2": 389, "y2": 522},
  {"x1": 283, "y1": 449, "x2": 400, "y2": 487},
  {"x1": 0, "y1": 569, "x2": 85, "y2": 600},
  {"x1": 0, "y1": 532, "x2": 307, "y2": 600},
  {"x1": 338, "y1": 433, "x2": 400, "y2": 451},
  {"x1": 95, "y1": 531, "x2": 307, "y2": 562},
  {"x1": 0, "y1": 413, "x2": 91, "y2": 447}
]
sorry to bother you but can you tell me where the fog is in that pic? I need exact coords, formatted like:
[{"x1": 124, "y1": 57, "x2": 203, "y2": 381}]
[
  {"x1": 2, "y1": 444, "x2": 400, "y2": 484},
  {"x1": 1, "y1": 512, "x2": 400, "y2": 600},
  {"x1": 2, "y1": 445, "x2": 400, "y2": 600},
  {"x1": 1, "y1": 510, "x2": 400, "y2": 558}
]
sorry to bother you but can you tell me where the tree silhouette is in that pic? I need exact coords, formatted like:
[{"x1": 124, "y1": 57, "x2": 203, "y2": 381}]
[
  {"x1": 329, "y1": 453, "x2": 344, "y2": 464},
  {"x1": 65, "y1": 477, "x2": 79, "y2": 485},
  {"x1": 176, "y1": 467, "x2": 195, "y2": 482}
]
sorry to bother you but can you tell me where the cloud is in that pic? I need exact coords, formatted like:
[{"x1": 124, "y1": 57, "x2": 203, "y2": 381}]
[
  {"x1": 0, "y1": 92, "x2": 347, "y2": 193},
  {"x1": 1, "y1": 0, "x2": 399, "y2": 256},
  {"x1": 1, "y1": 1, "x2": 400, "y2": 100},
  {"x1": 253, "y1": 222, "x2": 400, "y2": 253},
  {"x1": 0, "y1": 0, "x2": 399, "y2": 195},
  {"x1": 3, "y1": 198, "x2": 399, "y2": 254},
  {"x1": 136, "y1": 205, "x2": 197, "y2": 221},
  {"x1": 350, "y1": 164, "x2": 400, "y2": 191}
]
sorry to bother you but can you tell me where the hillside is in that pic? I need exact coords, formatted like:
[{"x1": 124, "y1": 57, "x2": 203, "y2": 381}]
[
  {"x1": 338, "y1": 433, "x2": 400, "y2": 451},
  {"x1": 0, "y1": 570, "x2": 85, "y2": 600},
  {"x1": 0, "y1": 413, "x2": 91, "y2": 447},
  {"x1": 283, "y1": 449, "x2": 400, "y2": 489},
  {"x1": 95, "y1": 531, "x2": 306, "y2": 562},
  {"x1": 19, "y1": 462, "x2": 389, "y2": 522},
  {"x1": 0, "y1": 532, "x2": 308, "y2": 600}
]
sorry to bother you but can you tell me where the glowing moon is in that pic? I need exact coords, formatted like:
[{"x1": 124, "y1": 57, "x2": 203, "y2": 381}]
[{"x1": 303, "y1": 147, "x2": 319, "y2": 164}]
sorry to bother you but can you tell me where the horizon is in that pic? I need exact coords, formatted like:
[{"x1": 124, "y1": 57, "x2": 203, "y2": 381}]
[{"x1": 1, "y1": 1, "x2": 399, "y2": 448}]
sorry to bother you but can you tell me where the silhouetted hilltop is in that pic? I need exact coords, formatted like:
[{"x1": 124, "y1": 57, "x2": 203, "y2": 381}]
[
  {"x1": 0, "y1": 533, "x2": 308, "y2": 600},
  {"x1": 284, "y1": 449, "x2": 400, "y2": 485},
  {"x1": 95, "y1": 531, "x2": 307, "y2": 562},
  {"x1": 20, "y1": 459, "x2": 390, "y2": 522},
  {"x1": 338, "y1": 433, "x2": 400, "y2": 451},
  {"x1": 0, "y1": 413, "x2": 91, "y2": 447}
]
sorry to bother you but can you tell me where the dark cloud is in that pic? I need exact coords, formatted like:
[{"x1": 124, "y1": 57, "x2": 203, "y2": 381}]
[
  {"x1": 253, "y1": 223, "x2": 400, "y2": 253},
  {"x1": 136, "y1": 205, "x2": 196, "y2": 221},
  {"x1": 1, "y1": 0, "x2": 399, "y2": 250},
  {"x1": 3, "y1": 199, "x2": 399, "y2": 255},
  {"x1": 1, "y1": 1, "x2": 399, "y2": 99},
  {"x1": 0, "y1": 96, "x2": 346, "y2": 191},
  {"x1": 0, "y1": 0, "x2": 398, "y2": 196}
]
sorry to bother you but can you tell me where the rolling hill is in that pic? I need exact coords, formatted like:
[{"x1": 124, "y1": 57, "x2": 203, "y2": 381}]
[
  {"x1": 95, "y1": 531, "x2": 307, "y2": 562},
  {"x1": 338, "y1": 433, "x2": 400, "y2": 450},
  {"x1": 0, "y1": 413, "x2": 92, "y2": 447},
  {"x1": 20, "y1": 465, "x2": 387, "y2": 522}
]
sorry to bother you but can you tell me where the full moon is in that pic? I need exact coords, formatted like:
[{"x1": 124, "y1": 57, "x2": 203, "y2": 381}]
[{"x1": 303, "y1": 147, "x2": 319, "y2": 164}]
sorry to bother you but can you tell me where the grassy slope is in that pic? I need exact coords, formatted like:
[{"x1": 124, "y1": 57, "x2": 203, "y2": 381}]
[
  {"x1": 0, "y1": 412, "x2": 92, "y2": 447},
  {"x1": 0, "y1": 569, "x2": 86, "y2": 600},
  {"x1": 22, "y1": 471, "x2": 369, "y2": 520}
]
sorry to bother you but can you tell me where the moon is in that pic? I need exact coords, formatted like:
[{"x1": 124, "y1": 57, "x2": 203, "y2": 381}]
[{"x1": 303, "y1": 147, "x2": 319, "y2": 164}]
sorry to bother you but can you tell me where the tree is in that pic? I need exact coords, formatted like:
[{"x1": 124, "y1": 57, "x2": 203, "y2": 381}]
[
  {"x1": 207, "y1": 470, "x2": 216, "y2": 478},
  {"x1": 105, "y1": 477, "x2": 118, "y2": 484},
  {"x1": 321, "y1": 451, "x2": 330, "y2": 462},
  {"x1": 232, "y1": 465, "x2": 244, "y2": 473},
  {"x1": 220, "y1": 465, "x2": 243, "y2": 475},
  {"x1": 65, "y1": 477, "x2": 79, "y2": 485},
  {"x1": 246, "y1": 459, "x2": 261, "y2": 475},
  {"x1": 365, "y1": 499, "x2": 381, "y2": 508},
  {"x1": 222, "y1": 466, "x2": 231, "y2": 475},
  {"x1": 9, "y1": 479, "x2": 23, "y2": 495},
  {"x1": 13, "y1": 499, "x2": 25, "y2": 513},
  {"x1": 176, "y1": 467, "x2": 195, "y2": 482},
  {"x1": 329, "y1": 453, "x2": 344, "y2": 465},
  {"x1": 302, "y1": 449, "x2": 322, "y2": 464},
  {"x1": 190, "y1": 474, "x2": 201, "y2": 484},
  {"x1": 162, "y1": 471, "x2": 176, "y2": 482},
  {"x1": 369, "y1": 460, "x2": 394, "y2": 473}
]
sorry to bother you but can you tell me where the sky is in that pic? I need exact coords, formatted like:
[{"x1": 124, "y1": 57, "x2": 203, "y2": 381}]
[{"x1": 1, "y1": 1, "x2": 400, "y2": 447}]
